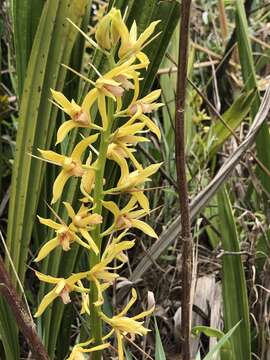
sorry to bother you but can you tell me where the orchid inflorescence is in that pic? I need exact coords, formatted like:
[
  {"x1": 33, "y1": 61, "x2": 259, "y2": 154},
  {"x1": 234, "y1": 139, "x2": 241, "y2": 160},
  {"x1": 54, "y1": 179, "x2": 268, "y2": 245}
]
[{"x1": 34, "y1": 7, "x2": 162, "y2": 360}]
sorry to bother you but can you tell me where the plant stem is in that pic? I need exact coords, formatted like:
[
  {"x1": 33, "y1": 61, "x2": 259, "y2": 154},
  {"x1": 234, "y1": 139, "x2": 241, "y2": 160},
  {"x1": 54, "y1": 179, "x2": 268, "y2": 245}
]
[
  {"x1": 175, "y1": 1, "x2": 192, "y2": 360},
  {"x1": 89, "y1": 98, "x2": 114, "y2": 360},
  {"x1": 0, "y1": 255, "x2": 50, "y2": 360}
]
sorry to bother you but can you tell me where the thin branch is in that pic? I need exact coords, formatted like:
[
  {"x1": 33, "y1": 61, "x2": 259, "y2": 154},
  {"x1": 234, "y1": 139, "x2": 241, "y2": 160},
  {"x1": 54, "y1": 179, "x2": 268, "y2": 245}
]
[
  {"x1": 175, "y1": 1, "x2": 192, "y2": 360},
  {"x1": 0, "y1": 256, "x2": 50, "y2": 360}
]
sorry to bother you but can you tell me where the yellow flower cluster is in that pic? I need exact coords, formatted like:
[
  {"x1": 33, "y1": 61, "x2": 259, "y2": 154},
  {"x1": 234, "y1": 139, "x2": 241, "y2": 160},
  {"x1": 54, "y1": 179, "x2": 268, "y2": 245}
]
[{"x1": 34, "y1": 7, "x2": 162, "y2": 360}]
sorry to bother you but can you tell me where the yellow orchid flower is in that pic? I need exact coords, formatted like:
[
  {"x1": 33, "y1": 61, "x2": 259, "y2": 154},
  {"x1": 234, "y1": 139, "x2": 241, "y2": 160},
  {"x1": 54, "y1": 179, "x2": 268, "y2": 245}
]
[
  {"x1": 100, "y1": 288, "x2": 154, "y2": 360},
  {"x1": 95, "y1": 58, "x2": 144, "y2": 129},
  {"x1": 102, "y1": 197, "x2": 158, "y2": 238},
  {"x1": 38, "y1": 134, "x2": 98, "y2": 204},
  {"x1": 63, "y1": 202, "x2": 102, "y2": 255},
  {"x1": 34, "y1": 270, "x2": 90, "y2": 317},
  {"x1": 51, "y1": 89, "x2": 101, "y2": 144},
  {"x1": 35, "y1": 215, "x2": 91, "y2": 262},
  {"x1": 88, "y1": 239, "x2": 135, "y2": 306},
  {"x1": 106, "y1": 163, "x2": 162, "y2": 212},
  {"x1": 102, "y1": 230, "x2": 132, "y2": 264},
  {"x1": 107, "y1": 123, "x2": 149, "y2": 182},
  {"x1": 67, "y1": 339, "x2": 110, "y2": 360},
  {"x1": 111, "y1": 8, "x2": 160, "y2": 60},
  {"x1": 118, "y1": 89, "x2": 163, "y2": 139}
]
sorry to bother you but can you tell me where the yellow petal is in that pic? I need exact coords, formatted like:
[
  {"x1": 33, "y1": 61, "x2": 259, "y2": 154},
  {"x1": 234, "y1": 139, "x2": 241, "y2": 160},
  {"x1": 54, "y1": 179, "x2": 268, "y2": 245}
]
[
  {"x1": 102, "y1": 201, "x2": 120, "y2": 219},
  {"x1": 117, "y1": 288, "x2": 137, "y2": 317},
  {"x1": 38, "y1": 149, "x2": 65, "y2": 165},
  {"x1": 138, "y1": 162, "x2": 162, "y2": 180},
  {"x1": 74, "y1": 234, "x2": 91, "y2": 250},
  {"x1": 116, "y1": 330, "x2": 124, "y2": 360},
  {"x1": 79, "y1": 229, "x2": 99, "y2": 255},
  {"x1": 51, "y1": 89, "x2": 72, "y2": 114},
  {"x1": 35, "y1": 270, "x2": 61, "y2": 284},
  {"x1": 82, "y1": 88, "x2": 98, "y2": 113},
  {"x1": 131, "y1": 219, "x2": 158, "y2": 238},
  {"x1": 95, "y1": 11, "x2": 114, "y2": 49},
  {"x1": 132, "y1": 191, "x2": 150, "y2": 213},
  {"x1": 123, "y1": 147, "x2": 142, "y2": 171},
  {"x1": 67, "y1": 271, "x2": 91, "y2": 285},
  {"x1": 71, "y1": 133, "x2": 99, "y2": 161},
  {"x1": 137, "y1": 20, "x2": 160, "y2": 49},
  {"x1": 130, "y1": 21, "x2": 137, "y2": 42},
  {"x1": 141, "y1": 89, "x2": 161, "y2": 104},
  {"x1": 112, "y1": 9, "x2": 129, "y2": 44},
  {"x1": 109, "y1": 152, "x2": 129, "y2": 184},
  {"x1": 80, "y1": 343, "x2": 110, "y2": 353},
  {"x1": 140, "y1": 114, "x2": 161, "y2": 139},
  {"x1": 34, "y1": 289, "x2": 58, "y2": 317},
  {"x1": 103, "y1": 57, "x2": 135, "y2": 80},
  {"x1": 132, "y1": 305, "x2": 155, "y2": 320},
  {"x1": 37, "y1": 216, "x2": 62, "y2": 230},
  {"x1": 131, "y1": 71, "x2": 140, "y2": 104},
  {"x1": 121, "y1": 196, "x2": 137, "y2": 213},
  {"x1": 52, "y1": 170, "x2": 70, "y2": 204},
  {"x1": 56, "y1": 120, "x2": 80, "y2": 145},
  {"x1": 97, "y1": 93, "x2": 108, "y2": 130},
  {"x1": 35, "y1": 237, "x2": 59, "y2": 262},
  {"x1": 81, "y1": 167, "x2": 95, "y2": 195},
  {"x1": 136, "y1": 51, "x2": 150, "y2": 69},
  {"x1": 63, "y1": 202, "x2": 76, "y2": 219},
  {"x1": 116, "y1": 96, "x2": 122, "y2": 113}
]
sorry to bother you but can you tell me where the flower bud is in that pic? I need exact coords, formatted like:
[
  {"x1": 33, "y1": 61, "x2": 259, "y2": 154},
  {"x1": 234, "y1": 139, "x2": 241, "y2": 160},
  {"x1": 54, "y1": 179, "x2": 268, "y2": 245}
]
[{"x1": 95, "y1": 8, "x2": 119, "y2": 50}]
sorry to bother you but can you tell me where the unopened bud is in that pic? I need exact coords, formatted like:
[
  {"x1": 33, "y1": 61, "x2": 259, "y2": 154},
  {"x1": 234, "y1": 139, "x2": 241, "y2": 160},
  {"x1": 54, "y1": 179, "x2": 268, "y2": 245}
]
[{"x1": 95, "y1": 8, "x2": 120, "y2": 50}]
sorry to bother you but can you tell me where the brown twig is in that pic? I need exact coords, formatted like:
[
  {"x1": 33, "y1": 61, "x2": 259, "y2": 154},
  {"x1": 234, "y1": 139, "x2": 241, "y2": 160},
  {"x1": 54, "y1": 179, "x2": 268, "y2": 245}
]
[
  {"x1": 175, "y1": 1, "x2": 192, "y2": 359},
  {"x1": 0, "y1": 256, "x2": 50, "y2": 360}
]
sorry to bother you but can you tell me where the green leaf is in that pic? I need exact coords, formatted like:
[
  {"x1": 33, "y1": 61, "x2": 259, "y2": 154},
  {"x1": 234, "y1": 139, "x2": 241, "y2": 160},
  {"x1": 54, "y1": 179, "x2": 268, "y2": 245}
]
[
  {"x1": 154, "y1": 318, "x2": 166, "y2": 360},
  {"x1": 192, "y1": 325, "x2": 225, "y2": 340},
  {"x1": 203, "y1": 322, "x2": 241, "y2": 360},
  {"x1": 235, "y1": 0, "x2": 270, "y2": 194},
  {"x1": 207, "y1": 90, "x2": 255, "y2": 159},
  {"x1": 218, "y1": 187, "x2": 251, "y2": 360},
  {"x1": 2, "y1": 1, "x2": 87, "y2": 358},
  {"x1": 12, "y1": 0, "x2": 44, "y2": 98}
]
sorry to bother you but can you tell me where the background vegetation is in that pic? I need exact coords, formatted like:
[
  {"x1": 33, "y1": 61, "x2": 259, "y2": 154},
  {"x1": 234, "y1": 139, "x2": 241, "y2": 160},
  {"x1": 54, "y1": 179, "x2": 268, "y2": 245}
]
[{"x1": 1, "y1": 0, "x2": 270, "y2": 359}]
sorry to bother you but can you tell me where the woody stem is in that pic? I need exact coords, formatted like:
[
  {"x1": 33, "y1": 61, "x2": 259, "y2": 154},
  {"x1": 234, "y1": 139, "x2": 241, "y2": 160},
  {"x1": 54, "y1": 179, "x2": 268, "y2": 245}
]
[{"x1": 89, "y1": 97, "x2": 114, "y2": 360}]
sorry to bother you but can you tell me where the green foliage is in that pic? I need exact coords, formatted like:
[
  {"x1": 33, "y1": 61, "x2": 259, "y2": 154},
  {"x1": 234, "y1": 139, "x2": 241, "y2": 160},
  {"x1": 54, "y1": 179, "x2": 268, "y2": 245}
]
[
  {"x1": 154, "y1": 318, "x2": 167, "y2": 360},
  {"x1": 218, "y1": 187, "x2": 251, "y2": 360}
]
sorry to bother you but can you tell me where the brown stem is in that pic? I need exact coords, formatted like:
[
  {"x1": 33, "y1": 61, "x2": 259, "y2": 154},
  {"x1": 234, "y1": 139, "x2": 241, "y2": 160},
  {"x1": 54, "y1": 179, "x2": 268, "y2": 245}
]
[
  {"x1": 175, "y1": 1, "x2": 192, "y2": 360},
  {"x1": 0, "y1": 256, "x2": 50, "y2": 360}
]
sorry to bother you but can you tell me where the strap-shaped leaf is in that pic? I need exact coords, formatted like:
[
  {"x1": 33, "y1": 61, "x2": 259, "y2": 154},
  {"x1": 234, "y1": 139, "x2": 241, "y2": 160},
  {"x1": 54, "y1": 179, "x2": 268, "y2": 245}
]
[
  {"x1": 217, "y1": 187, "x2": 251, "y2": 360},
  {"x1": 12, "y1": 0, "x2": 44, "y2": 98},
  {"x1": 2, "y1": 1, "x2": 87, "y2": 358}
]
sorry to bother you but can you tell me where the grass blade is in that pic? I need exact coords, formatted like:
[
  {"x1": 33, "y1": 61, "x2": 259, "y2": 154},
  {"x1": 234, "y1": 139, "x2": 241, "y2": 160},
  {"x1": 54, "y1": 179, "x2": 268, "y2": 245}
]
[
  {"x1": 217, "y1": 187, "x2": 251, "y2": 360},
  {"x1": 235, "y1": 0, "x2": 270, "y2": 193},
  {"x1": 154, "y1": 318, "x2": 166, "y2": 360}
]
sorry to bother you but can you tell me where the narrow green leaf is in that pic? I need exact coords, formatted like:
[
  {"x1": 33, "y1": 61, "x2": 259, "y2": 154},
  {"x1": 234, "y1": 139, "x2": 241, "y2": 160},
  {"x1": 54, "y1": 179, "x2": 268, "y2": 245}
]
[
  {"x1": 235, "y1": 0, "x2": 270, "y2": 193},
  {"x1": 3, "y1": 1, "x2": 87, "y2": 358},
  {"x1": 218, "y1": 187, "x2": 251, "y2": 360},
  {"x1": 207, "y1": 90, "x2": 255, "y2": 158},
  {"x1": 203, "y1": 322, "x2": 240, "y2": 360},
  {"x1": 154, "y1": 318, "x2": 166, "y2": 360},
  {"x1": 12, "y1": 0, "x2": 44, "y2": 98}
]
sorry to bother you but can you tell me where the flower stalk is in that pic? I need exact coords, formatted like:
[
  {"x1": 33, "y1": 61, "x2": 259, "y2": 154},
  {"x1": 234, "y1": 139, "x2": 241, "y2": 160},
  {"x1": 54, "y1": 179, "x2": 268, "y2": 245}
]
[{"x1": 89, "y1": 98, "x2": 115, "y2": 355}]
